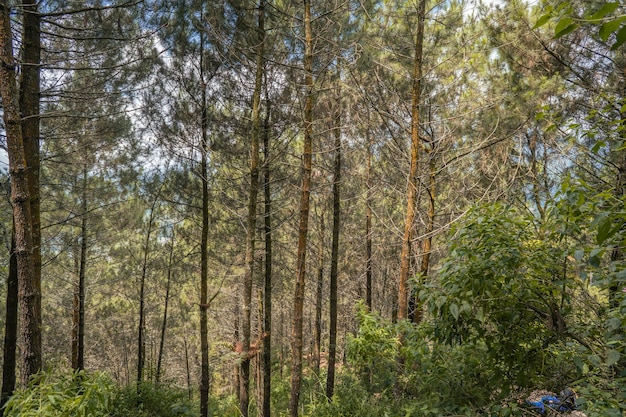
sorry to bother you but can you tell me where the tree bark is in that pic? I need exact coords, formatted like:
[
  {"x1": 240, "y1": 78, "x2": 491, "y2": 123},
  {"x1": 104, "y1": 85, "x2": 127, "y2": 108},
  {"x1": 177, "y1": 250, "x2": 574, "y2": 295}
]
[
  {"x1": 19, "y1": 0, "x2": 41, "y2": 356},
  {"x1": 313, "y1": 211, "x2": 324, "y2": 375},
  {"x1": 137, "y1": 196, "x2": 158, "y2": 385},
  {"x1": 200, "y1": 27, "x2": 211, "y2": 417},
  {"x1": 156, "y1": 227, "x2": 175, "y2": 385},
  {"x1": 365, "y1": 119, "x2": 373, "y2": 312},
  {"x1": 72, "y1": 166, "x2": 88, "y2": 371},
  {"x1": 241, "y1": 3, "x2": 265, "y2": 415},
  {"x1": 262, "y1": 95, "x2": 272, "y2": 417},
  {"x1": 396, "y1": 0, "x2": 426, "y2": 393},
  {"x1": 0, "y1": 0, "x2": 40, "y2": 386},
  {"x1": 289, "y1": 0, "x2": 313, "y2": 414},
  {"x1": 398, "y1": 0, "x2": 426, "y2": 323},
  {"x1": 325, "y1": 70, "x2": 341, "y2": 402},
  {"x1": 411, "y1": 144, "x2": 435, "y2": 324},
  {"x1": 1, "y1": 232, "x2": 18, "y2": 414}
]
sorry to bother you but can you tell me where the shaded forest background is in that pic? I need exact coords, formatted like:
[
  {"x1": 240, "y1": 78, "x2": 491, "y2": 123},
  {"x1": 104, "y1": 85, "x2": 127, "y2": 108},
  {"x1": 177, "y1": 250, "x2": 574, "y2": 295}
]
[{"x1": 0, "y1": 0, "x2": 625, "y2": 416}]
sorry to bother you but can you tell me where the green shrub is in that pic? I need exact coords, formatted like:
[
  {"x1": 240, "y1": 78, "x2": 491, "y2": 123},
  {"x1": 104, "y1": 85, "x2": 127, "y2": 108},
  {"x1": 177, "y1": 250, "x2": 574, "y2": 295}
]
[
  {"x1": 109, "y1": 381, "x2": 197, "y2": 417},
  {"x1": 3, "y1": 369, "x2": 114, "y2": 417}
]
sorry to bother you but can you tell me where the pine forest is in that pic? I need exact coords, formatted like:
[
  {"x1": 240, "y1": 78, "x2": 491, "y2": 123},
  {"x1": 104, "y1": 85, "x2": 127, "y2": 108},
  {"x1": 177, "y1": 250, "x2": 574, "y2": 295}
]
[{"x1": 0, "y1": 0, "x2": 625, "y2": 416}]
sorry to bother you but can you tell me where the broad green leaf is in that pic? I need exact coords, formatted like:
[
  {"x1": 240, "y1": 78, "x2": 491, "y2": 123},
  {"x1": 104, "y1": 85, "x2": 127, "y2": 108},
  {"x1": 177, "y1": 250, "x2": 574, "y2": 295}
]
[
  {"x1": 573, "y1": 249, "x2": 584, "y2": 261},
  {"x1": 589, "y1": 2, "x2": 619, "y2": 21},
  {"x1": 597, "y1": 215, "x2": 612, "y2": 244},
  {"x1": 599, "y1": 17, "x2": 626, "y2": 41},
  {"x1": 589, "y1": 254, "x2": 601, "y2": 267},
  {"x1": 612, "y1": 24, "x2": 626, "y2": 49},
  {"x1": 591, "y1": 140, "x2": 606, "y2": 154},
  {"x1": 533, "y1": 13, "x2": 552, "y2": 29},
  {"x1": 450, "y1": 303, "x2": 459, "y2": 320},
  {"x1": 606, "y1": 349, "x2": 620, "y2": 366},
  {"x1": 476, "y1": 306, "x2": 483, "y2": 321},
  {"x1": 573, "y1": 356, "x2": 586, "y2": 374},
  {"x1": 555, "y1": 18, "x2": 577, "y2": 37},
  {"x1": 616, "y1": 269, "x2": 626, "y2": 281},
  {"x1": 556, "y1": 22, "x2": 578, "y2": 37},
  {"x1": 588, "y1": 353, "x2": 602, "y2": 366}
]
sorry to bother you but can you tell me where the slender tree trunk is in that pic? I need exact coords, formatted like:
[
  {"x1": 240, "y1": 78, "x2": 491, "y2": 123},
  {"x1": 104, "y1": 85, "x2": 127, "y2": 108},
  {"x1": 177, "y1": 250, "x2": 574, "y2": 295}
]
[
  {"x1": 411, "y1": 145, "x2": 435, "y2": 324},
  {"x1": 234, "y1": 305, "x2": 241, "y2": 402},
  {"x1": 289, "y1": 0, "x2": 314, "y2": 414},
  {"x1": 72, "y1": 166, "x2": 88, "y2": 371},
  {"x1": 262, "y1": 96, "x2": 272, "y2": 417},
  {"x1": 200, "y1": 27, "x2": 211, "y2": 417},
  {"x1": 1, "y1": 232, "x2": 18, "y2": 414},
  {"x1": 241, "y1": 3, "x2": 265, "y2": 415},
  {"x1": 609, "y1": 63, "x2": 626, "y2": 309},
  {"x1": 0, "y1": 1, "x2": 40, "y2": 386},
  {"x1": 313, "y1": 211, "x2": 324, "y2": 375},
  {"x1": 325, "y1": 70, "x2": 341, "y2": 402},
  {"x1": 137, "y1": 198, "x2": 158, "y2": 385},
  {"x1": 184, "y1": 335, "x2": 191, "y2": 400},
  {"x1": 398, "y1": 0, "x2": 426, "y2": 323},
  {"x1": 365, "y1": 120, "x2": 373, "y2": 312},
  {"x1": 397, "y1": 0, "x2": 426, "y2": 393},
  {"x1": 156, "y1": 227, "x2": 175, "y2": 385},
  {"x1": 20, "y1": 0, "x2": 41, "y2": 362}
]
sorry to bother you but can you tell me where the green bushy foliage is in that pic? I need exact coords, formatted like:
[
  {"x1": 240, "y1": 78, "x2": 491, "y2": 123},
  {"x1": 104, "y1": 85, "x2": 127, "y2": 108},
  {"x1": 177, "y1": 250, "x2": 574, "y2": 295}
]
[
  {"x1": 2, "y1": 369, "x2": 198, "y2": 417},
  {"x1": 334, "y1": 201, "x2": 625, "y2": 415},
  {"x1": 3, "y1": 369, "x2": 114, "y2": 417},
  {"x1": 109, "y1": 381, "x2": 197, "y2": 417}
]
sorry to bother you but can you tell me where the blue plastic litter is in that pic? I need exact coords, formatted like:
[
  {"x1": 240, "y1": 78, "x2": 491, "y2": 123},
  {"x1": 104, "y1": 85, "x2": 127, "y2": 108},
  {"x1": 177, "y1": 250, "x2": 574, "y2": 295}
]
[{"x1": 526, "y1": 389, "x2": 577, "y2": 414}]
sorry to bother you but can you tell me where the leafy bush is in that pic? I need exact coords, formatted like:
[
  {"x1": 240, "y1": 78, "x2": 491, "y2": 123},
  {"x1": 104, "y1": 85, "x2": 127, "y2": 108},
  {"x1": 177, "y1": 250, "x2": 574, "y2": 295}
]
[
  {"x1": 109, "y1": 381, "x2": 197, "y2": 417},
  {"x1": 3, "y1": 369, "x2": 114, "y2": 417},
  {"x1": 2, "y1": 369, "x2": 198, "y2": 417}
]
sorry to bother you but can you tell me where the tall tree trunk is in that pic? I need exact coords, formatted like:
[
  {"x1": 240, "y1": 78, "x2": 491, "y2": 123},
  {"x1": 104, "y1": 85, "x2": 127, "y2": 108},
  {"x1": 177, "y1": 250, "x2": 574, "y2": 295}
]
[
  {"x1": 398, "y1": 0, "x2": 426, "y2": 323},
  {"x1": 20, "y1": 1, "x2": 41, "y2": 368},
  {"x1": 313, "y1": 210, "x2": 324, "y2": 375},
  {"x1": 289, "y1": 0, "x2": 314, "y2": 414},
  {"x1": 609, "y1": 62, "x2": 626, "y2": 310},
  {"x1": 200, "y1": 27, "x2": 211, "y2": 417},
  {"x1": 325, "y1": 70, "x2": 341, "y2": 402},
  {"x1": 396, "y1": 0, "x2": 426, "y2": 392},
  {"x1": 241, "y1": 2, "x2": 265, "y2": 415},
  {"x1": 156, "y1": 227, "x2": 175, "y2": 385},
  {"x1": 411, "y1": 144, "x2": 435, "y2": 324},
  {"x1": 1, "y1": 232, "x2": 18, "y2": 414},
  {"x1": 365, "y1": 119, "x2": 373, "y2": 312},
  {"x1": 72, "y1": 166, "x2": 88, "y2": 370},
  {"x1": 0, "y1": 1, "x2": 40, "y2": 386},
  {"x1": 262, "y1": 95, "x2": 272, "y2": 417},
  {"x1": 137, "y1": 198, "x2": 158, "y2": 385},
  {"x1": 234, "y1": 305, "x2": 240, "y2": 402}
]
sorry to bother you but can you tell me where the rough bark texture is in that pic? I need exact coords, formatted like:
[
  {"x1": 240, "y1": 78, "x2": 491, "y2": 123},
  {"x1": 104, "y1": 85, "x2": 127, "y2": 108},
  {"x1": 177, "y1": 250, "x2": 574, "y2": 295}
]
[
  {"x1": 0, "y1": 0, "x2": 40, "y2": 386},
  {"x1": 398, "y1": 0, "x2": 426, "y2": 323},
  {"x1": 200, "y1": 30, "x2": 210, "y2": 416},
  {"x1": 1, "y1": 233, "x2": 18, "y2": 414},
  {"x1": 325, "y1": 72, "x2": 341, "y2": 401},
  {"x1": 366, "y1": 123, "x2": 372, "y2": 312},
  {"x1": 240, "y1": 3, "x2": 265, "y2": 415},
  {"x1": 262, "y1": 96, "x2": 272, "y2": 417},
  {"x1": 411, "y1": 150, "x2": 435, "y2": 324},
  {"x1": 396, "y1": 0, "x2": 426, "y2": 394},
  {"x1": 313, "y1": 211, "x2": 324, "y2": 375},
  {"x1": 156, "y1": 228, "x2": 175, "y2": 384},
  {"x1": 20, "y1": 0, "x2": 41, "y2": 349},
  {"x1": 289, "y1": 0, "x2": 313, "y2": 414},
  {"x1": 72, "y1": 167, "x2": 87, "y2": 370},
  {"x1": 137, "y1": 195, "x2": 159, "y2": 386}
]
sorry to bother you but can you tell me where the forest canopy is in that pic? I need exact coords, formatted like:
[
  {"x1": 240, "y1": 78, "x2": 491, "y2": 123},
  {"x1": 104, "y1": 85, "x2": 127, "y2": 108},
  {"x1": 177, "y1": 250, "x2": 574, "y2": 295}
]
[{"x1": 0, "y1": 0, "x2": 624, "y2": 416}]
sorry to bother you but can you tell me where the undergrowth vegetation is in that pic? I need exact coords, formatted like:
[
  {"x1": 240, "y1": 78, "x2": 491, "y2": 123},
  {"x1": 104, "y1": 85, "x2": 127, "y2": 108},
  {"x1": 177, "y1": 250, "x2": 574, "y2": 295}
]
[{"x1": 3, "y1": 200, "x2": 625, "y2": 416}]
